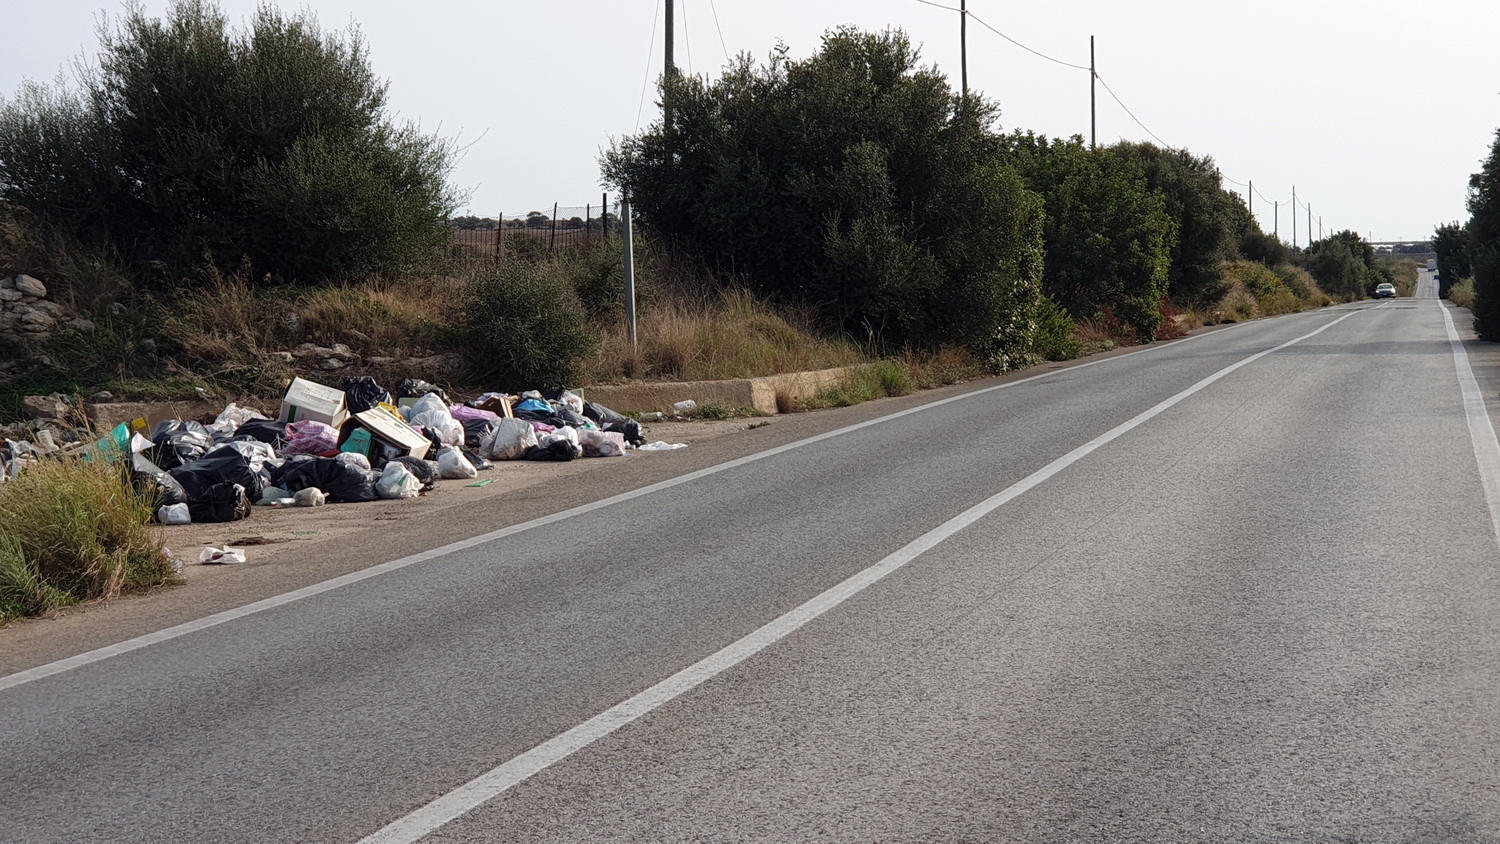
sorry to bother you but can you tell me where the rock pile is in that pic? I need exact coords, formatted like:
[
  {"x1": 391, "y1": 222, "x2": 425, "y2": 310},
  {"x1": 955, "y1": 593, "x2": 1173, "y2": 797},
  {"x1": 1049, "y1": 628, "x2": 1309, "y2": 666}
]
[{"x1": 0, "y1": 274, "x2": 94, "y2": 347}]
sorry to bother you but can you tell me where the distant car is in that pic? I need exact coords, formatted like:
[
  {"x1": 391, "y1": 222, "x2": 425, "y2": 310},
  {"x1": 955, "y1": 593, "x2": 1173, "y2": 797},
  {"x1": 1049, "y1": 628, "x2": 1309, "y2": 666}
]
[{"x1": 1374, "y1": 282, "x2": 1397, "y2": 298}]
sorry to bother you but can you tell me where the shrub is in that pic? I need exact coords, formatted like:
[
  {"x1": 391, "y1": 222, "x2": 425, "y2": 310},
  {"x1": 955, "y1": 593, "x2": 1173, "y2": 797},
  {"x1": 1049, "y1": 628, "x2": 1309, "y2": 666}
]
[
  {"x1": 798, "y1": 359, "x2": 913, "y2": 410},
  {"x1": 0, "y1": 457, "x2": 177, "y2": 621},
  {"x1": 462, "y1": 261, "x2": 596, "y2": 391},
  {"x1": 1449, "y1": 277, "x2": 1477, "y2": 309},
  {"x1": 1032, "y1": 295, "x2": 1080, "y2": 361},
  {"x1": 0, "y1": 0, "x2": 461, "y2": 284}
]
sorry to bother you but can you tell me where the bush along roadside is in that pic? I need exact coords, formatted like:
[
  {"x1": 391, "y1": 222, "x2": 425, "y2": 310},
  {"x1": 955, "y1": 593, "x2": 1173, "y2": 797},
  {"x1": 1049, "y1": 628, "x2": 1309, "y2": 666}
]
[{"x1": 0, "y1": 455, "x2": 178, "y2": 622}]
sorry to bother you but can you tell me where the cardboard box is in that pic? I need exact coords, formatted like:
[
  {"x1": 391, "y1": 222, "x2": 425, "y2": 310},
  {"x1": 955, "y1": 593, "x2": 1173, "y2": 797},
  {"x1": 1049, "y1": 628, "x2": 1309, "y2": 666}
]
[
  {"x1": 279, "y1": 378, "x2": 349, "y2": 428},
  {"x1": 341, "y1": 406, "x2": 430, "y2": 461},
  {"x1": 473, "y1": 394, "x2": 516, "y2": 419}
]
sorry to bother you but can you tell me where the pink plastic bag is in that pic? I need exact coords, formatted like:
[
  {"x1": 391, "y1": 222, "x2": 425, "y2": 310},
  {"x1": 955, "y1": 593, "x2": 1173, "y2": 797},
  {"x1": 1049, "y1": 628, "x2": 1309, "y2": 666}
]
[
  {"x1": 281, "y1": 420, "x2": 340, "y2": 456},
  {"x1": 449, "y1": 405, "x2": 498, "y2": 423}
]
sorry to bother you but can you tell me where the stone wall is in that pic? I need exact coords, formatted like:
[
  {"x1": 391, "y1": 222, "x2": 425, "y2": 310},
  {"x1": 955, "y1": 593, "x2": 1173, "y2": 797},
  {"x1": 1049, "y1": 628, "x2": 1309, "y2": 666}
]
[{"x1": 0, "y1": 274, "x2": 93, "y2": 347}]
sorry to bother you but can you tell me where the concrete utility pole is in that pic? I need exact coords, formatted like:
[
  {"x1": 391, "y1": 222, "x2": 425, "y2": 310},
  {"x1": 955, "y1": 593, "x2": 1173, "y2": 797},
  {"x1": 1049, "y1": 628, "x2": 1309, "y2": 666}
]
[
  {"x1": 1275, "y1": 201, "x2": 1279, "y2": 240},
  {"x1": 1292, "y1": 186, "x2": 1297, "y2": 248},
  {"x1": 1249, "y1": 180, "x2": 1253, "y2": 223},
  {"x1": 622, "y1": 199, "x2": 637, "y2": 356},
  {"x1": 1308, "y1": 204, "x2": 1313, "y2": 245}
]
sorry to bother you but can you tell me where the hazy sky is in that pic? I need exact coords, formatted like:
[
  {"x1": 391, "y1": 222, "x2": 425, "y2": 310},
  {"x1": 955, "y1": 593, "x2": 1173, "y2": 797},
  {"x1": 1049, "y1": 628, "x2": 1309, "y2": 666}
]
[{"x1": 6, "y1": 0, "x2": 1498, "y2": 243}]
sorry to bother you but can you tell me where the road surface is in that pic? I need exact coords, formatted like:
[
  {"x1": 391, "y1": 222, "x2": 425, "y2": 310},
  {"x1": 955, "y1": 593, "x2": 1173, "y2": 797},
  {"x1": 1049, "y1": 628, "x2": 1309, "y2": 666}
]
[{"x1": 3, "y1": 289, "x2": 1498, "y2": 842}]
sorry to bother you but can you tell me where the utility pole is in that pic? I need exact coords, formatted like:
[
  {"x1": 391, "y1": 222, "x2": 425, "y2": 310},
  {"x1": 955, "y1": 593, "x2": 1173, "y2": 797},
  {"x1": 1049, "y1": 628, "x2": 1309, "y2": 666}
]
[
  {"x1": 1248, "y1": 180, "x2": 1253, "y2": 224},
  {"x1": 1275, "y1": 201, "x2": 1279, "y2": 240},
  {"x1": 960, "y1": 0, "x2": 968, "y2": 100},
  {"x1": 1307, "y1": 204, "x2": 1312, "y2": 246},
  {"x1": 1090, "y1": 36, "x2": 1096, "y2": 148},
  {"x1": 663, "y1": 0, "x2": 675, "y2": 133},
  {"x1": 1292, "y1": 186, "x2": 1297, "y2": 248},
  {"x1": 1319, "y1": 216, "x2": 1323, "y2": 240}
]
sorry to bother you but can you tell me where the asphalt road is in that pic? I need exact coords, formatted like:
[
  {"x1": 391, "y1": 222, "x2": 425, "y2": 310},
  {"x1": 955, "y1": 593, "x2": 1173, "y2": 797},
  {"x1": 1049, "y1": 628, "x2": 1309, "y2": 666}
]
[{"x1": 4, "y1": 290, "x2": 1499, "y2": 843}]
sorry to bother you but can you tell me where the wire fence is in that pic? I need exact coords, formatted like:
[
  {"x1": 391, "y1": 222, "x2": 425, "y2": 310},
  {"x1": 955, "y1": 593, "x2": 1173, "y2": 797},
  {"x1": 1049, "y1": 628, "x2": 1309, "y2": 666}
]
[{"x1": 451, "y1": 201, "x2": 623, "y2": 258}]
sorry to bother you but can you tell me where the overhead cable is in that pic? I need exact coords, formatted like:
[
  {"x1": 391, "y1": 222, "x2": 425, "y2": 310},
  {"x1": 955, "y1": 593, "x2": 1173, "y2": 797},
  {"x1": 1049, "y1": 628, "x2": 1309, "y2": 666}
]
[
  {"x1": 635, "y1": 0, "x2": 663, "y2": 131},
  {"x1": 1093, "y1": 72, "x2": 1175, "y2": 150},
  {"x1": 967, "y1": 11, "x2": 1092, "y2": 71},
  {"x1": 707, "y1": 0, "x2": 732, "y2": 64}
]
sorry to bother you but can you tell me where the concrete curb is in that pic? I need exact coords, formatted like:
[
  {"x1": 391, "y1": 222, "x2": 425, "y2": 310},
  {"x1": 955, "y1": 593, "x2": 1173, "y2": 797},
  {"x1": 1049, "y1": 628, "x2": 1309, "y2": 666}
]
[{"x1": 580, "y1": 366, "x2": 859, "y2": 415}]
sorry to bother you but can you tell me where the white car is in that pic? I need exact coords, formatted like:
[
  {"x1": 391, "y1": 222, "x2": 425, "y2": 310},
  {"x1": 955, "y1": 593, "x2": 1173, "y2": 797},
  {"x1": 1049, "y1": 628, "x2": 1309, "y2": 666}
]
[{"x1": 1374, "y1": 282, "x2": 1396, "y2": 298}]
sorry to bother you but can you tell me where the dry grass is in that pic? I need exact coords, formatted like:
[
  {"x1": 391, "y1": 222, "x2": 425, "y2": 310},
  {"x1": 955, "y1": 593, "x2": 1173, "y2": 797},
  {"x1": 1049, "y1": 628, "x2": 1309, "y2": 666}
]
[
  {"x1": 0, "y1": 456, "x2": 177, "y2": 621},
  {"x1": 583, "y1": 287, "x2": 864, "y2": 383},
  {"x1": 899, "y1": 346, "x2": 986, "y2": 389},
  {"x1": 1387, "y1": 258, "x2": 1420, "y2": 297},
  {"x1": 1074, "y1": 311, "x2": 1137, "y2": 355},
  {"x1": 1449, "y1": 278, "x2": 1477, "y2": 309}
]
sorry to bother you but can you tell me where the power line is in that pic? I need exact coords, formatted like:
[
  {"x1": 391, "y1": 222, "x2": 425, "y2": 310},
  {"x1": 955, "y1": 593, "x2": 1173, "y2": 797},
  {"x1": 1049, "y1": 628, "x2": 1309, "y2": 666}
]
[
  {"x1": 707, "y1": 0, "x2": 731, "y2": 64},
  {"x1": 965, "y1": 11, "x2": 1092, "y2": 71},
  {"x1": 635, "y1": 0, "x2": 662, "y2": 131},
  {"x1": 682, "y1": 0, "x2": 694, "y2": 76},
  {"x1": 911, "y1": 0, "x2": 963, "y2": 12},
  {"x1": 1093, "y1": 72, "x2": 1174, "y2": 150}
]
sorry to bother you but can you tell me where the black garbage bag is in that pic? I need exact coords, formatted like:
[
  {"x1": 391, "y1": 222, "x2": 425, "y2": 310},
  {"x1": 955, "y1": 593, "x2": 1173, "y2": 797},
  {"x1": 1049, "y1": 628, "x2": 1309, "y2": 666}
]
[
  {"x1": 396, "y1": 378, "x2": 450, "y2": 404},
  {"x1": 550, "y1": 406, "x2": 591, "y2": 429},
  {"x1": 276, "y1": 456, "x2": 380, "y2": 502},
  {"x1": 460, "y1": 445, "x2": 493, "y2": 471},
  {"x1": 582, "y1": 401, "x2": 629, "y2": 425},
  {"x1": 148, "y1": 420, "x2": 214, "y2": 470},
  {"x1": 342, "y1": 376, "x2": 392, "y2": 415},
  {"x1": 416, "y1": 426, "x2": 445, "y2": 455},
  {"x1": 168, "y1": 443, "x2": 273, "y2": 504},
  {"x1": 524, "y1": 439, "x2": 578, "y2": 462},
  {"x1": 234, "y1": 418, "x2": 288, "y2": 446},
  {"x1": 603, "y1": 419, "x2": 647, "y2": 447},
  {"x1": 513, "y1": 408, "x2": 570, "y2": 429},
  {"x1": 131, "y1": 453, "x2": 188, "y2": 507},
  {"x1": 188, "y1": 482, "x2": 251, "y2": 523},
  {"x1": 463, "y1": 418, "x2": 501, "y2": 450},
  {"x1": 391, "y1": 456, "x2": 440, "y2": 491}
]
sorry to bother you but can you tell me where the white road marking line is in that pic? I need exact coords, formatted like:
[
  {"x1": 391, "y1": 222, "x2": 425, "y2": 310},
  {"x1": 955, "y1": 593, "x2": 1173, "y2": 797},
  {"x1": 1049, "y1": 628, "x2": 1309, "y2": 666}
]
[
  {"x1": 0, "y1": 314, "x2": 1253, "y2": 694},
  {"x1": 1439, "y1": 303, "x2": 1500, "y2": 546},
  {"x1": 356, "y1": 309, "x2": 1360, "y2": 844}
]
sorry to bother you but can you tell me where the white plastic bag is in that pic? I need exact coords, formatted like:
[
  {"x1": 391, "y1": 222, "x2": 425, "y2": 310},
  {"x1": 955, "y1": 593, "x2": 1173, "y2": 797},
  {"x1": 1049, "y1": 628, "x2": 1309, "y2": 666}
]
[
  {"x1": 209, "y1": 402, "x2": 268, "y2": 437},
  {"x1": 258, "y1": 485, "x2": 290, "y2": 505},
  {"x1": 482, "y1": 417, "x2": 538, "y2": 460},
  {"x1": 407, "y1": 393, "x2": 463, "y2": 446},
  {"x1": 557, "y1": 390, "x2": 585, "y2": 415},
  {"x1": 293, "y1": 487, "x2": 326, "y2": 507},
  {"x1": 636, "y1": 441, "x2": 688, "y2": 451},
  {"x1": 157, "y1": 503, "x2": 191, "y2": 524},
  {"x1": 199, "y1": 545, "x2": 245, "y2": 564},
  {"x1": 434, "y1": 446, "x2": 477, "y2": 480},
  {"x1": 578, "y1": 429, "x2": 626, "y2": 457},
  {"x1": 334, "y1": 452, "x2": 371, "y2": 472},
  {"x1": 375, "y1": 461, "x2": 421, "y2": 499}
]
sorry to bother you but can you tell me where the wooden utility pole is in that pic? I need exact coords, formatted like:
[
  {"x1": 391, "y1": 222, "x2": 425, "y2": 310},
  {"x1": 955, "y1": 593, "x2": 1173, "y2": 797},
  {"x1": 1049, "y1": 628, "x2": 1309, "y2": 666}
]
[
  {"x1": 549, "y1": 201, "x2": 558, "y2": 250},
  {"x1": 1090, "y1": 36, "x2": 1096, "y2": 148},
  {"x1": 663, "y1": 0, "x2": 675, "y2": 133},
  {"x1": 1308, "y1": 204, "x2": 1313, "y2": 245},
  {"x1": 1292, "y1": 186, "x2": 1297, "y2": 248},
  {"x1": 960, "y1": 0, "x2": 968, "y2": 99},
  {"x1": 1249, "y1": 180, "x2": 1253, "y2": 222},
  {"x1": 1275, "y1": 201, "x2": 1279, "y2": 240}
]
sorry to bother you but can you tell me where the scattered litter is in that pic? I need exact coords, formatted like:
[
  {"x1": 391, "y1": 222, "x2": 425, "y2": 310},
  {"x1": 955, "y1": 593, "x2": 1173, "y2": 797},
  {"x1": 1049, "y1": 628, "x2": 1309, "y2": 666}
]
[
  {"x1": 199, "y1": 545, "x2": 246, "y2": 565},
  {"x1": 638, "y1": 412, "x2": 664, "y2": 422},
  {"x1": 157, "y1": 503, "x2": 191, "y2": 525},
  {"x1": 637, "y1": 441, "x2": 688, "y2": 451},
  {"x1": 435, "y1": 446, "x2": 478, "y2": 479},
  {"x1": 293, "y1": 487, "x2": 326, "y2": 507},
  {"x1": 466, "y1": 479, "x2": 496, "y2": 488},
  {"x1": 672, "y1": 400, "x2": 697, "y2": 415},
  {"x1": 375, "y1": 461, "x2": 421, "y2": 499}
]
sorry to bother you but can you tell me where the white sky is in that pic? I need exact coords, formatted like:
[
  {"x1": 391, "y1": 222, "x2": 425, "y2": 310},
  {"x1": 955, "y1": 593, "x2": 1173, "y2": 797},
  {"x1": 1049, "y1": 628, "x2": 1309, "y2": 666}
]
[{"x1": 5, "y1": 0, "x2": 1498, "y2": 243}]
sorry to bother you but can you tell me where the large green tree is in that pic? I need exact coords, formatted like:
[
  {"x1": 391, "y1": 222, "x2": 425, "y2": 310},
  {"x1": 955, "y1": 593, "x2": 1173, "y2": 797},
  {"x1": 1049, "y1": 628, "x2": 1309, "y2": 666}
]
[
  {"x1": 0, "y1": 0, "x2": 460, "y2": 283},
  {"x1": 1469, "y1": 129, "x2": 1500, "y2": 338},
  {"x1": 1108, "y1": 142, "x2": 1241, "y2": 308},
  {"x1": 1305, "y1": 230, "x2": 1377, "y2": 300},
  {"x1": 1432, "y1": 221, "x2": 1470, "y2": 299},
  {"x1": 602, "y1": 28, "x2": 1045, "y2": 368},
  {"x1": 998, "y1": 132, "x2": 1175, "y2": 341}
]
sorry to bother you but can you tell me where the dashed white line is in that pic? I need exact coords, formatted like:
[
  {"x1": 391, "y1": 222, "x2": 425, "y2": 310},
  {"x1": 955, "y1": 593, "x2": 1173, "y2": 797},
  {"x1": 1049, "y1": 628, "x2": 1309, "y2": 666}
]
[{"x1": 356, "y1": 309, "x2": 1361, "y2": 844}]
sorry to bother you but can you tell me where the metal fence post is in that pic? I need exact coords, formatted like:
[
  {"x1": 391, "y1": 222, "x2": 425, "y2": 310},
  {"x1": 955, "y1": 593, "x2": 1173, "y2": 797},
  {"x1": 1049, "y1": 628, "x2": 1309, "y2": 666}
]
[{"x1": 622, "y1": 198, "x2": 637, "y2": 356}]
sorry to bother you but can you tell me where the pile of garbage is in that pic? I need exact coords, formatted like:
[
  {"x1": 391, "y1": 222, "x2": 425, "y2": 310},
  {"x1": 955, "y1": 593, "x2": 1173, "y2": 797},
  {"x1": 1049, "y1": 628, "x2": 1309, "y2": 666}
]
[{"x1": 1, "y1": 376, "x2": 672, "y2": 526}]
